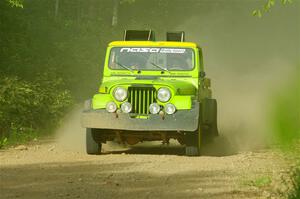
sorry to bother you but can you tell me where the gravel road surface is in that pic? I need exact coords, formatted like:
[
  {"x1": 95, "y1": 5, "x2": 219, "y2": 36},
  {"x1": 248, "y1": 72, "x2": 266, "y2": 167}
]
[{"x1": 0, "y1": 137, "x2": 292, "y2": 199}]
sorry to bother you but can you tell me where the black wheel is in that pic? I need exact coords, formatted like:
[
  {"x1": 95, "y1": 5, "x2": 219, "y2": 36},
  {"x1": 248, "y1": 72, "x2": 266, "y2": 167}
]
[
  {"x1": 185, "y1": 146, "x2": 200, "y2": 156},
  {"x1": 185, "y1": 129, "x2": 201, "y2": 156},
  {"x1": 86, "y1": 128, "x2": 102, "y2": 155}
]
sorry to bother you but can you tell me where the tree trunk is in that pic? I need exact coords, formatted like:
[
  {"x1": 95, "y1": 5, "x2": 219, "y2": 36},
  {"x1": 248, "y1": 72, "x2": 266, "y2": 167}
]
[
  {"x1": 54, "y1": 0, "x2": 59, "y2": 19},
  {"x1": 112, "y1": 0, "x2": 119, "y2": 27}
]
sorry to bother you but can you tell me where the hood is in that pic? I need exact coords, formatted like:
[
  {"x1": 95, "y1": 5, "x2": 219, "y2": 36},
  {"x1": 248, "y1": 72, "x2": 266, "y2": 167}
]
[{"x1": 100, "y1": 76, "x2": 197, "y2": 95}]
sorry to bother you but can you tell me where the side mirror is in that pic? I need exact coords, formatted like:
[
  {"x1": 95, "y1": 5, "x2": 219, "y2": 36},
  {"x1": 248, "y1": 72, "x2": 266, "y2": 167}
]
[{"x1": 199, "y1": 71, "x2": 206, "y2": 78}]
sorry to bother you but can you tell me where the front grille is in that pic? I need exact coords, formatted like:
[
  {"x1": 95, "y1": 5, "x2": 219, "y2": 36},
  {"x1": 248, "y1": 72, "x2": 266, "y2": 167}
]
[{"x1": 128, "y1": 86, "x2": 156, "y2": 115}]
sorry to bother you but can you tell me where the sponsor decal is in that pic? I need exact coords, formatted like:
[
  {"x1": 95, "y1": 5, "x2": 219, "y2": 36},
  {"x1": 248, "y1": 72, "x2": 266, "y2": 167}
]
[{"x1": 120, "y1": 48, "x2": 186, "y2": 54}]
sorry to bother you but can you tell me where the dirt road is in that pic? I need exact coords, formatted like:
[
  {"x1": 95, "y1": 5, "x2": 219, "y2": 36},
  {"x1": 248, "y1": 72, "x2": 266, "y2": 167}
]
[{"x1": 0, "y1": 137, "x2": 294, "y2": 199}]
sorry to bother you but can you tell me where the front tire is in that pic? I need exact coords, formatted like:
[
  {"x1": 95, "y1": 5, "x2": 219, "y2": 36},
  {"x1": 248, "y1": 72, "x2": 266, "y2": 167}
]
[
  {"x1": 185, "y1": 146, "x2": 200, "y2": 156},
  {"x1": 185, "y1": 130, "x2": 201, "y2": 156},
  {"x1": 86, "y1": 128, "x2": 102, "y2": 155}
]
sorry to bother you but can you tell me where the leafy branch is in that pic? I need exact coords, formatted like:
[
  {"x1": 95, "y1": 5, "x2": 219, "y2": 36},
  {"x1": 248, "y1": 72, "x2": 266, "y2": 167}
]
[
  {"x1": 6, "y1": 0, "x2": 23, "y2": 8},
  {"x1": 253, "y1": 0, "x2": 293, "y2": 17}
]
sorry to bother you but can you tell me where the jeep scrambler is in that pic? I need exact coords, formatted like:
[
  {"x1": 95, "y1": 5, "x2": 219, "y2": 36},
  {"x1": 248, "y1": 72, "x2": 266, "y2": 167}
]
[{"x1": 81, "y1": 30, "x2": 218, "y2": 156}]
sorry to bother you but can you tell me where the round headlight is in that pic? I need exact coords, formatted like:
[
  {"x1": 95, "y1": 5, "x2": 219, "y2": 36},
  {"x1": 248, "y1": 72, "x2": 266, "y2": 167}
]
[
  {"x1": 113, "y1": 87, "x2": 127, "y2": 102},
  {"x1": 106, "y1": 101, "x2": 117, "y2": 113},
  {"x1": 165, "y1": 103, "x2": 176, "y2": 115},
  {"x1": 157, "y1": 87, "x2": 171, "y2": 102},
  {"x1": 149, "y1": 103, "x2": 160, "y2": 114},
  {"x1": 121, "y1": 102, "x2": 132, "y2": 113}
]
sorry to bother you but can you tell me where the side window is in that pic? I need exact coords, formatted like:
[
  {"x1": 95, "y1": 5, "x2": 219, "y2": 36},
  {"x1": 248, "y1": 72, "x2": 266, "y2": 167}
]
[
  {"x1": 187, "y1": 50, "x2": 194, "y2": 70},
  {"x1": 109, "y1": 51, "x2": 117, "y2": 69}
]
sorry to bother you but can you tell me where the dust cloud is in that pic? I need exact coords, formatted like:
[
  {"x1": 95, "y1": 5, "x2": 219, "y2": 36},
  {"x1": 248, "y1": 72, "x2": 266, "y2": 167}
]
[
  {"x1": 176, "y1": 2, "x2": 299, "y2": 151},
  {"x1": 212, "y1": 60, "x2": 296, "y2": 151},
  {"x1": 55, "y1": 105, "x2": 128, "y2": 153},
  {"x1": 55, "y1": 105, "x2": 86, "y2": 152}
]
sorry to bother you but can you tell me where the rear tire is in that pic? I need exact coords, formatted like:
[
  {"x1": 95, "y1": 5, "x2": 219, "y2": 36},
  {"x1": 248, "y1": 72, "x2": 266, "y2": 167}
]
[{"x1": 86, "y1": 128, "x2": 102, "y2": 155}]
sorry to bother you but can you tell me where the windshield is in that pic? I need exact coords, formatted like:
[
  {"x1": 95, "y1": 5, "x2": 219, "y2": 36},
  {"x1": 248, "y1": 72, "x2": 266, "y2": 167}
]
[{"x1": 108, "y1": 47, "x2": 195, "y2": 71}]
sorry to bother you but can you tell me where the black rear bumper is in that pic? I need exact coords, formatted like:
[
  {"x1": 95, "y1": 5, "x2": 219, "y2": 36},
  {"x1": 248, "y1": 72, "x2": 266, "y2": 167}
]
[{"x1": 81, "y1": 102, "x2": 199, "y2": 132}]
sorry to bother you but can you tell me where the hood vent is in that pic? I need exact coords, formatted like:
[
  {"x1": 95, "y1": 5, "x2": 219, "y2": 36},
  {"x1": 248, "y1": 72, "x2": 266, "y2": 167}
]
[
  {"x1": 166, "y1": 31, "x2": 185, "y2": 42},
  {"x1": 124, "y1": 30, "x2": 155, "y2": 41},
  {"x1": 123, "y1": 30, "x2": 185, "y2": 42}
]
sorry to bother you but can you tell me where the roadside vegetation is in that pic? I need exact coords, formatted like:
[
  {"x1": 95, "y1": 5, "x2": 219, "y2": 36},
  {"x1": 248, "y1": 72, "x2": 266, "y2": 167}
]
[
  {"x1": 271, "y1": 69, "x2": 300, "y2": 199},
  {"x1": 0, "y1": 71, "x2": 73, "y2": 148}
]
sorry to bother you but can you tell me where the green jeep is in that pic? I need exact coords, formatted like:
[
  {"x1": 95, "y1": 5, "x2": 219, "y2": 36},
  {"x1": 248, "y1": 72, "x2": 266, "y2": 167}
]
[{"x1": 81, "y1": 30, "x2": 218, "y2": 156}]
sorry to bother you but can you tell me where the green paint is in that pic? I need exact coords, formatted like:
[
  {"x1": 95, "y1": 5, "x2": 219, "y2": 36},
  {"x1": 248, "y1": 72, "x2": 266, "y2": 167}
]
[
  {"x1": 92, "y1": 94, "x2": 114, "y2": 109},
  {"x1": 171, "y1": 96, "x2": 192, "y2": 109}
]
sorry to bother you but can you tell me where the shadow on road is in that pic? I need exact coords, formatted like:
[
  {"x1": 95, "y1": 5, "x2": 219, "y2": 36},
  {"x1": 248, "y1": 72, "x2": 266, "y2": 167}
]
[{"x1": 0, "y1": 161, "x2": 258, "y2": 199}]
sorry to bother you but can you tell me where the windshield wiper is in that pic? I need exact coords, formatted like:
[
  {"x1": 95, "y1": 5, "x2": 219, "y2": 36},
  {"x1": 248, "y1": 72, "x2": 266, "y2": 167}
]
[
  {"x1": 115, "y1": 62, "x2": 133, "y2": 73},
  {"x1": 150, "y1": 62, "x2": 169, "y2": 72}
]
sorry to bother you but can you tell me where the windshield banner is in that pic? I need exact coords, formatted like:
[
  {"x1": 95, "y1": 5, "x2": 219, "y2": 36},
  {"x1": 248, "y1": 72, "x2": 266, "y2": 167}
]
[{"x1": 120, "y1": 48, "x2": 186, "y2": 54}]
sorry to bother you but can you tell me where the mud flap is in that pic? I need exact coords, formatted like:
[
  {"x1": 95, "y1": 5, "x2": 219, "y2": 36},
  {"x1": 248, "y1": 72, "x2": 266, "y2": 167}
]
[{"x1": 201, "y1": 98, "x2": 218, "y2": 137}]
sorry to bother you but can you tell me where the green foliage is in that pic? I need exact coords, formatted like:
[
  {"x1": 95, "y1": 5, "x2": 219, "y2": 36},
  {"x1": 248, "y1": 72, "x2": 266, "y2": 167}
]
[
  {"x1": 0, "y1": 127, "x2": 40, "y2": 149},
  {"x1": 0, "y1": 71, "x2": 73, "y2": 143},
  {"x1": 270, "y1": 67, "x2": 300, "y2": 198},
  {"x1": 0, "y1": 137, "x2": 8, "y2": 149},
  {"x1": 6, "y1": 0, "x2": 23, "y2": 8},
  {"x1": 253, "y1": 0, "x2": 293, "y2": 17},
  {"x1": 0, "y1": 0, "x2": 116, "y2": 100},
  {"x1": 271, "y1": 71, "x2": 300, "y2": 147}
]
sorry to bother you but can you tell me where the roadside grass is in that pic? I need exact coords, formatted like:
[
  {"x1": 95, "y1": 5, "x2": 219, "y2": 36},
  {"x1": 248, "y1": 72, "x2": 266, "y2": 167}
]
[
  {"x1": 242, "y1": 176, "x2": 272, "y2": 188},
  {"x1": 289, "y1": 168, "x2": 300, "y2": 199},
  {"x1": 287, "y1": 142, "x2": 300, "y2": 199},
  {"x1": 250, "y1": 176, "x2": 272, "y2": 188},
  {"x1": 0, "y1": 123, "x2": 61, "y2": 149},
  {"x1": 0, "y1": 127, "x2": 38, "y2": 149}
]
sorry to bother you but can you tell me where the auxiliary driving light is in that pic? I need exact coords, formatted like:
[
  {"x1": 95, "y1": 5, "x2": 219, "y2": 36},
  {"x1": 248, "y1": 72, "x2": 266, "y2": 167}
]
[
  {"x1": 106, "y1": 101, "x2": 117, "y2": 113},
  {"x1": 157, "y1": 87, "x2": 171, "y2": 102},
  {"x1": 149, "y1": 103, "x2": 160, "y2": 114},
  {"x1": 165, "y1": 103, "x2": 176, "y2": 115},
  {"x1": 121, "y1": 102, "x2": 132, "y2": 113},
  {"x1": 113, "y1": 87, "x2": 127, "y2": 102}
]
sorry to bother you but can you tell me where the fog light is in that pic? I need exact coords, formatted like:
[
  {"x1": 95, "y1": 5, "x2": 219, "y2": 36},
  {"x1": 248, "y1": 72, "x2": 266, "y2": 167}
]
[
  {"x1": 106, "y1": 101, "x2": 117, "y2": 113},
  {"x1": 149, "y1": 103, "x2": 160, "y2": 114},
  {"x1": 121, "y1": 102, "x2": 132, "y2": 113},
  {"x1": 165, "y1": 103, "x2": 176, "y2": 115}
]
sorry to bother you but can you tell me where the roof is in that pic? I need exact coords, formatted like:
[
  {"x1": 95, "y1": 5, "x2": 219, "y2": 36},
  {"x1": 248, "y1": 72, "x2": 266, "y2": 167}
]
[{"x1": 108, "y1": 41, "x2": 198, "y2": 48}]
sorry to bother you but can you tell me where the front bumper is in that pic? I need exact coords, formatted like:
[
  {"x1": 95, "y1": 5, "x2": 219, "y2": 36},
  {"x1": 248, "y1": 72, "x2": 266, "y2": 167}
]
[{"x1": 81, "y1": 102, "x2": 199, "y2": 132}]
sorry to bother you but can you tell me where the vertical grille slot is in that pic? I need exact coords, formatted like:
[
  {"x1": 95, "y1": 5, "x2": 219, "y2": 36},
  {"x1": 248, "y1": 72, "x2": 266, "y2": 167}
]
[{"x1": 128, "y1": 87, "x2": 156, "y2": 115}]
